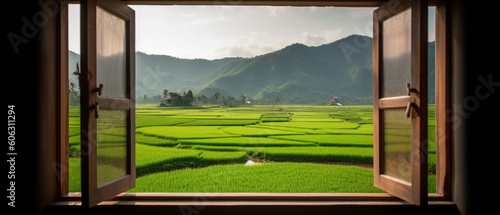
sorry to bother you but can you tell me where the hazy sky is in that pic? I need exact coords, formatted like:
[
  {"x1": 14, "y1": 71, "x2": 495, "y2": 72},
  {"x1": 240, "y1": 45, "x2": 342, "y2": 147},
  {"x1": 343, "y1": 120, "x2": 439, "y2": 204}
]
[{"x1": 69, "y1": 5, "x2": 435, "y2": 60}]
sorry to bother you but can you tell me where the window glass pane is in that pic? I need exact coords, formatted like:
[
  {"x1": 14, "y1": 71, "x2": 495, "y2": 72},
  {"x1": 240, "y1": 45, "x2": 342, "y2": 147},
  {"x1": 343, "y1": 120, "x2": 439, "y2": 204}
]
[
  {"x1": 382, "y1": 8, "x2": 411, "y2": 98},
  {"x1": 68, "y1": 3, "x2": 81, "y2": 192},
  {"x1": 96, "y1": 6, "x2": 127, "y2": 98},
  {"x1": 383, "y1": 108, "x2": 411, "y2": 183},
  {"x1": 428, "y1": 6, "x2": 437, "y2": 194},
  {"x1": 97, "y1": 110, "x2": 128, "y2": 186}
]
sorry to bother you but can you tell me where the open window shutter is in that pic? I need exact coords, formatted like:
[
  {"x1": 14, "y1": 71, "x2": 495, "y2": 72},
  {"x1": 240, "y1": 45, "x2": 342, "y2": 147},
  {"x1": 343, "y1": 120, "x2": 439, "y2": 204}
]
[
  {"x1": 373, "y1": 0, "x2": 428, "y2": 206},
  {"x1": 80, "y1": 0, "x2": 135, "y2": 208}
]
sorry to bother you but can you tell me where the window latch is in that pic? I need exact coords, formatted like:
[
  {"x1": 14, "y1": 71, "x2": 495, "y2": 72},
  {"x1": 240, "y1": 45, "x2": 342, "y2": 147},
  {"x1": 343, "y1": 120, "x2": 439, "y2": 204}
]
[
  {"x1": 405, "y1": 83, "x2": 419, "y2": 118},
  {"x1": 95, "y1": 84, "x2": 104, "y2": 96},
  {"x1": 94, "y1": 102, "x2": 99, "y2": 118},
  {"x1": 406, "y1": 101, "x2": 414, "y2": 118},
  {"x1": 406, "y1": 83, "x2": 418, "y2": 96}
]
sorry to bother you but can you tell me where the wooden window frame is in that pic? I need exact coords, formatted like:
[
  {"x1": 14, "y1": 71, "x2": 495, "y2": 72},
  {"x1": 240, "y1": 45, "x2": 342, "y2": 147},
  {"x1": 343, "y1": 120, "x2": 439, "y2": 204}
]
[
  {"x1": 372, "y1": 0, "x2": 428, "y2": 206},
  {"x1": 79, "y1": 0, "x2": 136, "y2": 208},
  {"x1": 55, "y1": 0, "x2": 452, "y2": 208},
  {"x1": 434, "y1": 0, "x2": 451, "y2": 199}
]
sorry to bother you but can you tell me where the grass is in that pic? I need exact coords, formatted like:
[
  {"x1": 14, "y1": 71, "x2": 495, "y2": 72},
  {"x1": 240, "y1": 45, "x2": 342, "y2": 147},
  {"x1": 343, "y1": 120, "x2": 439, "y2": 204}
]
[
  {"x1": 248, "y1": 124, "x2": 328, "y2": 134},
  {"x1": 222, "y1": 126, "x2": 304, "y2": 137},
  {"x1": 69, "y1": 144, "x2": 250, "y2": 191},
  {"x1": 135, "y1": 116, "x2": 193, "y2": 128},
  {"x1": 271, "y1": 134, "x2": 373, "y2": 147},
  {"x1": 136, "y1": 144, "x2": 201, "y2": 171},
  {"x1": 260, "y1": 121, "x2": 361, "y2": 129},
  {"x1": 178, "y1": 137, "x2": 317, "y2": 147},
  {"x1": 136, "y1": 133, "x2": 178, "y2": 147},
  {"x1": 129, "y1": 163, "x2": 384, "y2": 193},
  {"x1": 323, "y1": 124, "x2": 373, "y2": 135},
  {"x1": 178, "y1": 119, "x2": 260, "y2": 126},
  {"x1": 181, "y1": 145, "x2": 373, "y2": 164},
  {"x1": 291, "y1": 117, "x2": 343, "y2": 122},
  {"x1": 136, "y1": 144, "x2": 247, "y2": 176},
  {"x1": 250, "y1": 146, "x2": 373, "y2": 163},
  {"x1": 260, "y1": 117, "x2": 291, "y2": 122},
  {"x1": 136, "y1": 126, "x2": 239, "y2": 139},
  {"x1": 69, "y1": 158, "x2": 81, "y2": 192},
  {"x1": 68, "y1": 105, "x2": 438, "y2": 193},
  {"x1": 199, "y1": 151, "x2": 248, "y2": 163},
  {"x1": 260, "y1": 112, "x2": 292, "y2": 122},
  {"x1": 68, "y1": 135, "x2": 80, "y2": 146}
]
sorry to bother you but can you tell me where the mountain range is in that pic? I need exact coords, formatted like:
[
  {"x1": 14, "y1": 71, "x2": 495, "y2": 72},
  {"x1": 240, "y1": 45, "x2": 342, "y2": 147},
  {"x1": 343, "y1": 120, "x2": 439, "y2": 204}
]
[{"x1": 69, "y1": 34, "x2": 435, "y2": 103}]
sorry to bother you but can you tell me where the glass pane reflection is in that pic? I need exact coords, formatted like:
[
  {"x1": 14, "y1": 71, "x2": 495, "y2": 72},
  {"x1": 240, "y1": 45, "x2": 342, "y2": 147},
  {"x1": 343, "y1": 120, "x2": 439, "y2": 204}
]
[
  {"x1": 96, "y1": 6, "x2": 127, "y2": 98},
  {"x1": 382, "y1": 8, "x2": 411, "y2": 98},
  {"x1": 97, "y1": 110, "x2": 127, "y2": 186},
  {"x1": 383, "y1": 108, "x2": 411, "y2": 183}
]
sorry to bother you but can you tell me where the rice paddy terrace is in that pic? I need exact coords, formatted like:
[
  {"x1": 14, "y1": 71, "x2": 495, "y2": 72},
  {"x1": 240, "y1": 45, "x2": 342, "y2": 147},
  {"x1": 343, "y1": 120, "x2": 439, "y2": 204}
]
[{"x1": 67, "y1": 105, "x2": 436, "y2": 193}]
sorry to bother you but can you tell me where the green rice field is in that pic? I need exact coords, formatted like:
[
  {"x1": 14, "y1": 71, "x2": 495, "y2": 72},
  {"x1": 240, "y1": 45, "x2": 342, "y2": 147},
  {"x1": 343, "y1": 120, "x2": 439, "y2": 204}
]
[{"x1": 68, "y1": 105, "x2": 437, "y2": 193}]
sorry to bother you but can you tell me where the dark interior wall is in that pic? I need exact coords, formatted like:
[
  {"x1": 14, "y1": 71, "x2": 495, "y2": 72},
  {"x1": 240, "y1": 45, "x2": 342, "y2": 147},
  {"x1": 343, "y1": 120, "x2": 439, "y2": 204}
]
[
  {"x1": 451, "y1": 0, "x2": 499, "y2": 214},
  {"x1": 3, "y1": 0, "x2": 59, "y2": 214},
  {"x1": 35, "y1": 1, "x2": 59, "y2": 212},
  {"x1": 450, "y1": 0, "x2": 468, "y2": 213}
]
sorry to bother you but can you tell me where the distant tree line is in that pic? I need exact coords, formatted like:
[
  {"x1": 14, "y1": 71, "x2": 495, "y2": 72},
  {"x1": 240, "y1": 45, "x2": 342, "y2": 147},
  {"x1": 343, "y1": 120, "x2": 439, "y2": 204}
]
[
  {"x1": 138, "y1": 94, "x2": 164, "y2": 104},
  {"x1": 142, "y1": 89, "x2": 249, "y2": 107},
  {"x1": 193, "y1": 92, "x2": 248, "y2": 107},
  {"x1": 69, "y1": 82, "x2": 80, "y2": 106},
  {"x1": 72, "y1": 84, "x2": 374, "y2": 107},
  {"x1": 138, "y1": 90, "x2": 378, "y2": 107},
  {"x1": 69, "y1": 66, "x2": 80, "y2": 107},
  {"x1": 251, "y1": 95, "x2": 373, "y2": 106}
]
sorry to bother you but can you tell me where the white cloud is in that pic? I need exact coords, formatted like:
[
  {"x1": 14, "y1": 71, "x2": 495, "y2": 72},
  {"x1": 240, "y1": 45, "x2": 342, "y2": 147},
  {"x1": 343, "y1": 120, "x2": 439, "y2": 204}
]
[
  {"x1": 213, "y1": 6, "x2": 236, "y2": 21},
  {"x1": 128, "y1": 6, "x2": 376, "y2": 59},
  {"x1": 297, "y1": 29, "x2": 343, "y2": 46},
  {"x1": 309, "y1": 7, "x2": 319, "y2": 12},
  {"x1": 266, "y1": 6, "x2": 288, "y2": 17},
  {"x1": 183, "y1": 18, "x2": 217, "y2": 27},
  {"x1": 219, "y1": 45, "x2": 276, "y2": 58},
  {"x1": 213, "y1": 33, "x2": 280, "y2": 58},
  {"x1": 210, "y1": 29, "x2": 344, "y2": 59},
  {"x1": 348, "y1": 8, "x2": 376, "y2": 19}
]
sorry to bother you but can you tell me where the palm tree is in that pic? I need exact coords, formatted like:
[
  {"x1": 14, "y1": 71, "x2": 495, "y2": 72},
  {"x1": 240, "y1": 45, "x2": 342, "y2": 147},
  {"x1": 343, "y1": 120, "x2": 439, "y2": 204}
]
[
  {"x1": 185, "y1": 90, "x2": 194, "y2": 106},
  {"x1": 163, "y1": 89, "x2": 169, "y2": 99}
]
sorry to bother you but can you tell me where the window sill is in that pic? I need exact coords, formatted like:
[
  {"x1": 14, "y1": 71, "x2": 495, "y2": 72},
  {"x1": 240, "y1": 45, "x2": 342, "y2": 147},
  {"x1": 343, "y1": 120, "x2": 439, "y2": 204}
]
[
  {"x1": 61, "y1": 192, "x2": 450, "y2": 201},
  {"x1": 48, "y1": 193, "x2": 457, "y2": 215}
]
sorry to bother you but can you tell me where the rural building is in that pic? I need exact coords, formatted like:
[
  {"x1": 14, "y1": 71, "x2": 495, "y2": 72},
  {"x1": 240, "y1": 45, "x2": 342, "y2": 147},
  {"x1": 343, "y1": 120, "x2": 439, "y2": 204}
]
[
  {"x1": 166, "y1": 92, "x2": 184, "y2": 104},
  {"x1": 330, "y1": 97, "x2": 343, "y2": 106}
]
